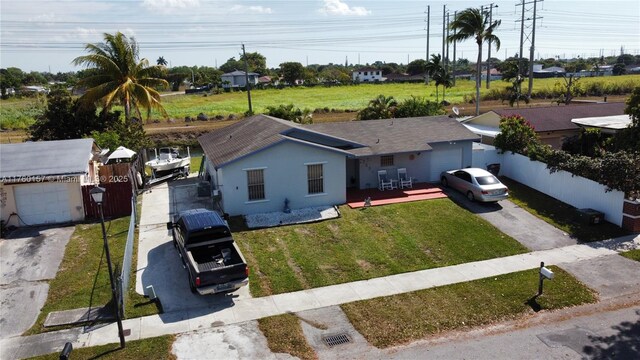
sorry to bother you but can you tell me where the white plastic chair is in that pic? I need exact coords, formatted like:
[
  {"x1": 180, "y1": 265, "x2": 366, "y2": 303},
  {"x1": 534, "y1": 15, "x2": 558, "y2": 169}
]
[
  {"x1": 397, "y1": 168, "x2": 413, "y2": 189},
  {"x1": 378, "y1": 170, "x2": 393, "y2": 191}
]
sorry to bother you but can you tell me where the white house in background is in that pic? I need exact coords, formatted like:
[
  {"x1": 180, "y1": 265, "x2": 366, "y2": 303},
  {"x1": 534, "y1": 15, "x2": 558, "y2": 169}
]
[
  {"x1": 0, "y1": 138, "x2": 102, "y2": 227},
  {"x1": 352, "y1": 67, "x2": 384, "y2": 82},
  {"x1": 221, "y1": 70, "x2": 260, "y2": 89},
  {"x1": 198, "y1": 114, "x2": 477, "y2": 216}
]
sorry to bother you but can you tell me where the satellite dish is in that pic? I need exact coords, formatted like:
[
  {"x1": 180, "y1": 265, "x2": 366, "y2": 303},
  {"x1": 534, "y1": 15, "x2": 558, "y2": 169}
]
[{"x1": 452, "y1": 106, "x2": 460, "y2": 116}]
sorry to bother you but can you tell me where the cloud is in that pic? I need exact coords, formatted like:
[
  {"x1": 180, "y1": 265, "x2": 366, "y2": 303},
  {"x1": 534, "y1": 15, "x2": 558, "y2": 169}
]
[
  {"x1": 319, "y1": 0, "x2": 370, "y2": 16},
  {"x1": 228, "y1": 5, "x2": 273, "y2": 14},
  {"x1": 142, "y1": 0, "x2": 200, "y2": 14}
]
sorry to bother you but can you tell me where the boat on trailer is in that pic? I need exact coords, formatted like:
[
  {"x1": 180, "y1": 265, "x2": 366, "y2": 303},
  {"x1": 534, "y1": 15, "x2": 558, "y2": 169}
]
[{"x1": 146, "y1": 147, "x2": 191, "y2": 176}]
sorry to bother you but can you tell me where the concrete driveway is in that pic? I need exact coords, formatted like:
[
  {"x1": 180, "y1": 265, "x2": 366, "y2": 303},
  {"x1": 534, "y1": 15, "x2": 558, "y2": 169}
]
[
  {"x1": 136, "y1": 177, "x2": 251, "y2": 317},
  {"x1": 444, "y1": 188, "x2": 576, "y2": 251},
  {"x1": 0, "y1": 225, "x2": 74, "y2": 339}
]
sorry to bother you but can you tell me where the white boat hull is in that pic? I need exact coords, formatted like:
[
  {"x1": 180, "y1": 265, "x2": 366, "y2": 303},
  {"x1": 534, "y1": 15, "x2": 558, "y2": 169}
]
[{"x1": 146, "y1": 157, "x2": 190, "y2": 173}]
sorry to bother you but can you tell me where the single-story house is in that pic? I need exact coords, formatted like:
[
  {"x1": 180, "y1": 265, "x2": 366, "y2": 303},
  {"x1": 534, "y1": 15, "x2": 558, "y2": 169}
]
[
  {"x1": 221, "y1": 70, "x2": 259, "y2": 89},
  {"x1": 533, "y1": 64, "x2": 566, "y2": 78},
  {"x1": 480, "y1": 68, "x2": 502, "y2": 81},
  {"x1": 385, "y1": 73, "x2": 424, "y2": 83},
  {"x1": 571, "y1": 114, "x2": 632, "y2": 134},
  {"x1": 198, "y1": 115, "x2": 478, "y2": 216},
  {"x1": 0, "y1": 138, "x2": 101, "y2": 227},
  {"x1": 461, "y1": 102, "x2": 627, "y2": 149},
  {"x1": 352, "y1": 67, "x2": 384, "y2": 82}
]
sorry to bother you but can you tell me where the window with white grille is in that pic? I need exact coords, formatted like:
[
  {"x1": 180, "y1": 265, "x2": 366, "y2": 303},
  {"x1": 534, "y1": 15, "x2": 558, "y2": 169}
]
[
  {"x1": 247, "y1": 169, "x2": 265, "y2": 201},
  {"x1": 380, "y1": 155, "x2": 394, "y2": 167},
  {"x1": 307, "y1": 164, "x2": 324, "y2": 194}
]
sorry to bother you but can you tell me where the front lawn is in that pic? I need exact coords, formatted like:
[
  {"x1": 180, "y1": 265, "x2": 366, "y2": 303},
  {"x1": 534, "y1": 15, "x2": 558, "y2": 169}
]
[
  {"x1": 500, "y1": 177, "x2": 630, "y2": 242},
  {"x1": 27, "y1": 335, "x2": 175, "y2": 360},
  {"x1": 26, "y1": 213, "x2": 159, "y2": 335},
  {"x1": 621, "y1": 249, "x2": 640, "y2": 262},
  {"x1": 233, "y1": 199, "x2": 528, "y2": 297},
  {"x1": 258, "y1": 314, "x2": 317, "y2": 360},
  {"x1": 341, "y1": 266, "x2": 597, "y2": 348}
]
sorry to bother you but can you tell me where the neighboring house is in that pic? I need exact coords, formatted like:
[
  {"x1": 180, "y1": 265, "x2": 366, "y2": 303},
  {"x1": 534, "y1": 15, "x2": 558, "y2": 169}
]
[
  {"x1": 571, "y1": 114, "x2": 632, "y2": 134},
  {"x1": 461, "y1": 102, "x2": 626, "y2": 148},
  {"x1": 198, "y1": 114, "x2": 477, "y2": 216},
  {"x1": 258, "y1": 76, "x2": 278, "y2": 86},
  {"x1": 385, "y1": 73, "x2": 424, "y2": 83},
  {"x1": 0, "y1": 139, "x2": 101, "y2": 227},
  {"x1": 352, "y1": 67, "x2": 384, "y2": 82},
  {"x1": 221, "y1": 70, "x2": 259, "y2": 89},
  {"x1": 480, "y1": 68, "x2": 502, "y2": 81},
  {"x1": 533, "y1": 64, "x2": 566, "y2": 78}
]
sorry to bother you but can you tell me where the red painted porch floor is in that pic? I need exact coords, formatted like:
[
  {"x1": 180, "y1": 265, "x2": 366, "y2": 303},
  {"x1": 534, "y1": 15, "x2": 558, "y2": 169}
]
[{"x1": 346, "y1": 183, "x2": 448, "y2": 208}]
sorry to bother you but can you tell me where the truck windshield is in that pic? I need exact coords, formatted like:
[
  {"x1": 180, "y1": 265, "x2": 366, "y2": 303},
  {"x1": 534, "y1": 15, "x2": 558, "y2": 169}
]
[{"x1": 188, "y1": 226, "x2": 231, "y2": 244}]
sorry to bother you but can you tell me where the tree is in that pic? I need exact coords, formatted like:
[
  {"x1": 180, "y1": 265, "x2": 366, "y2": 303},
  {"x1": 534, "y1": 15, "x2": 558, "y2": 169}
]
[
  {"x1": 156, "y1": 56, "x2": 168, "y2": 66},
  {"x1": 73, "y1": 32, "x2": 169, "y2": 121},
  {"x1": 407, "y1": 59, "x2": 427, "y2": 75},
  {"x1": 265, "y1": 104, "x2": 313, "y2": 124},
  {"x1": 0, "y1": 67, "x2": 25, "y2": 98},
  {"x1": 279, "y1": 62, "x2": 305, "y2": 85},
  {"x1": 556, "y1": 74, "x2": 579, "y2": 105},
  {"x1": 497, "y1": 57, "x2": 528, "y2": 82},
  {"x1": 426, "y1": 54, "x2": 444, "y2": 101},
  {"x1": 613, "y1": 63, "x2": 626, "y2": 76},
  {"x1": 494, "y1": 115, "x2": 539, "y2": 154},
  {"x1": 448, "y1": 7, "x2": 501, "y2": 115},
  {"x1": 29, "y1": 89, "x2": 118, "y2": 141},
  {"x1": 358, "y1": 95, "x2": 397, "y2": 120},
  {"x1": 219, "y1": 57, "x2": 243, "y2": 73},
  {"x1": 394, "y1": 96, "x2": 445, "y2": 118},
  {"x1": 240, "y1": 52, "x2": 267, "y2": 75},
  {"x1": 614, "y1": 87, "x2": 640, "y2": 153},
  {"x1": 434, "y1": 70, "x2": 452, "y2": 104}
]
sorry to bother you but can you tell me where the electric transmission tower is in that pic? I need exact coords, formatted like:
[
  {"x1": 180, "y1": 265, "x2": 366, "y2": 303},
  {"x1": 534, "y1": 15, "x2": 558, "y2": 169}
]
[{"x1": 516, "y1": 0, "x2": 543, "y2": 97}]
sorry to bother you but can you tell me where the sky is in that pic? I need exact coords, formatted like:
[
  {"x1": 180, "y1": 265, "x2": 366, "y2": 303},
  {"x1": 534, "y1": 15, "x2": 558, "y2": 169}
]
[{"x1": 1, "y1": 0, "x2": 639, "y2": 73}]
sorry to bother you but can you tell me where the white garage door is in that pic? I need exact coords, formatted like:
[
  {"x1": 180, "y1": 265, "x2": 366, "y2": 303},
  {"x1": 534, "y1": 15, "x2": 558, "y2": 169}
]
[
  {"x1": 430, "y1": 148, "x2": 463, "y2": 181},
  {"x1": 14, "y1": 183, "x2": 72, "y2": 225}
]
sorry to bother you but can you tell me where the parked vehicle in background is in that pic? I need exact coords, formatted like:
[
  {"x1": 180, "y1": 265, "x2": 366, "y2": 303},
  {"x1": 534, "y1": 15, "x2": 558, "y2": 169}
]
[
  {"x1": 441, "y1": 168, "x2": 509, "y2": 202},
  {"x1": 167, "y1": 209, "x2": 249, "y2": 295}
]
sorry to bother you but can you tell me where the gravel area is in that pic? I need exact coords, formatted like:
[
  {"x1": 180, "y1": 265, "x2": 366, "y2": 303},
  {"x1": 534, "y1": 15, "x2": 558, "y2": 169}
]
[{"x1": 245, "y1": 206, "x2": 340, "y2": 229}]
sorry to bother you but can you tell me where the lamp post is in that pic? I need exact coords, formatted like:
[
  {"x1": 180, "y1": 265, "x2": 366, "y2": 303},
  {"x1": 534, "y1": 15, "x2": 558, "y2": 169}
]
[{"x1": 90, "y1": 186, "x2": 126, "y2": 348}]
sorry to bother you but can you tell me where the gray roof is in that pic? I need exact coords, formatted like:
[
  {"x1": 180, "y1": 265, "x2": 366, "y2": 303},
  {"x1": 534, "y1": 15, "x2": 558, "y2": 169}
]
[
  {"x1": 199, "y1": 115, "x2": 479, "y2": 168},
  {"x1": 306, "y1": 116, "x2": 479, "y2": 156},
  {"x1": 221, "y1": 70, "x2": 259, "y2": 76},
  {"x1": 198, "y1": 115, "x2": 297, "y2": 168},
  {"x1": 0, "y1": 138, "x2": 96, "y2": 180}
]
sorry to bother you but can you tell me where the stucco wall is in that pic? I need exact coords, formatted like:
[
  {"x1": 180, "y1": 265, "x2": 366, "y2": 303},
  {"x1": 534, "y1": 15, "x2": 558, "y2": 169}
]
[
  {"x1": 209, "y1": 141, "x2": 346, "y2": 216},
  {"x1": 0, "y1": 177, "x2": 85, "y2": 227}
]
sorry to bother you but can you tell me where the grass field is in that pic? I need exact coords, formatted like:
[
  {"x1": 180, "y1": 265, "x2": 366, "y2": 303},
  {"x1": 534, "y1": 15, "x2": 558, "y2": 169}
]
[
  {"x1": 500, "y1": 177, "x2": 630, "y2": 242},
  {"x1": 2, "y1": 75, "x2": 638, "y2": 131},
  {"x1": 621, "y1": 249, "x2": 640, "y2": 262},
  {"x1": 232, "y1": 198, "x2": 528, "y2": 297},
  {"x1": 341, "y1": 266, "x2": 597, "y2": 348}
]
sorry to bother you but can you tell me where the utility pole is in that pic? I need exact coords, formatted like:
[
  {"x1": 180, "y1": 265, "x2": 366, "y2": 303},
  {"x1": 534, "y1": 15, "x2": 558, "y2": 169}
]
[
  {"x1": 425, "y1": 5, "x2": 430, "y2": 84},
  {"x1": 442, "y1": 4, "x2": 446, "y2": 69},
  {"x1": 452, "y1": 10, "x2": 457, "y2": 86},
  {"x1": 483, "y1": 3, "x2": 498, "y2": 89},
  {"x1": 446, "y1": 12, "x2": 450, "y2": 74},
  {"x1": 516, "y1": 0, "x2": 543, "y2": 98},
  {"x1": 241, "y1": 44, "x2": 252, "y2": 114}
]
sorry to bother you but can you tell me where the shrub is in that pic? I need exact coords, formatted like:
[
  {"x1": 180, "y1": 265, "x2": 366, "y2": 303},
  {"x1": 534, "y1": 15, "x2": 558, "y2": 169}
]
[
  {"x1": 494, "y1": 115, "x2": 539, "y2": 154},
  {"x1": 394, "y1": 96, "x2": 444, "y2": 118},
  {"x1": 265, "y1": 104, "x2": 312, "y2": 124}
]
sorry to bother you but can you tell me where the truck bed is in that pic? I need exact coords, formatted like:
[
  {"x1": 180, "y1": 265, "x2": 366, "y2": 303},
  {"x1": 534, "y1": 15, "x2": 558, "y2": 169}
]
[{"x1": 190, "y1": 242, "x2": 244, "y2": 273}]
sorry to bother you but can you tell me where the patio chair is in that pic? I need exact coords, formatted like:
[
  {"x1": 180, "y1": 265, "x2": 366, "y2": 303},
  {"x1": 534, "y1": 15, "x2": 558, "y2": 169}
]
[
  {"x1": 378, "y1": 170, "x2": 393, "y2": 191},
  {"x1": 397, "y1": 168, "x2": 413, "y2": 189}
]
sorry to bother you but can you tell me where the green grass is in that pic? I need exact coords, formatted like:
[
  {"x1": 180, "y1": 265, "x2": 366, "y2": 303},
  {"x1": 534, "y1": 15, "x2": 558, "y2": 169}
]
[
  {"x1": 501, "y1": 177, "x2": 630, "y2": 242},
  {"x1": 232, "y1": 199, "x2": 528, "y2": 297},
  {"x1": 258, "y1": 314, "x2": 317, "y2": 360},
  {"x1": 341, "y1": 266, "x2": 597, "y2": 348},
  {"x1": 190, "y1": 155, "x2": 202, "y2": 174},
  {"x1": 25, "y1": 215, "x2": 159, "y2": 335},
  {"x1": 621, "y1": 249, "x2": 640, "y2": 262},
  {"x1": 3, "y1": 75, "x2": 638, "y2": 130},
  {"x1": 27, "y1": 335, "x2": 175, "y2": 360}
]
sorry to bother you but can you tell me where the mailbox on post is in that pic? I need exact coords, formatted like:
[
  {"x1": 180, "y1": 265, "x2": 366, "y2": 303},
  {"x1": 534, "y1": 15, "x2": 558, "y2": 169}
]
[{"x1": 538, "y1": 262, "x2": 554, "y2": 295}]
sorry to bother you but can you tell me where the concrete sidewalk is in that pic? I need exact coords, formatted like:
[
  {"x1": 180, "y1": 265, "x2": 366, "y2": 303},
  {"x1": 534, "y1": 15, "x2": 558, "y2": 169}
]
[{"x1": 2, "y1": 233, "x2": 637, "y2": 359}]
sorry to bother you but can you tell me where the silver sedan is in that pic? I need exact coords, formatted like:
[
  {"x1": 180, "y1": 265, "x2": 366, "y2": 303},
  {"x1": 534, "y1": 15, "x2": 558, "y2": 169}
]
[{"x1": 440, "y1": 168, "x2": 509, "y2": 202}]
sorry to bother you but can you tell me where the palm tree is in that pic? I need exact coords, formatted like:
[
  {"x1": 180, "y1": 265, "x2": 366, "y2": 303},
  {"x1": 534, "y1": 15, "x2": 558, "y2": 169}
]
[
  {"x1": 426, "y1": 54, "x2": 445, "y2": 102},
  {"x1": 73, "y1": 32, "x2": 169, "y2": 121},
  {"x1": 435, "y1": 70, "x2": 452, "y2": 104},
  {"x1": 157, "y1": 56, "x2": 168, "y2": 66},
  {"x1": 448, "y1": 8, "x2": 501, "y2": 115},
  {"x1": 358, "y1": 94, "x2": 398, "y2": 120}
]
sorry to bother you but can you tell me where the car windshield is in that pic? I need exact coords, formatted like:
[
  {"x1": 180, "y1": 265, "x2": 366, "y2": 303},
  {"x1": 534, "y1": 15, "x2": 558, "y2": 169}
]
[{"x1": 475, "y1": 175, "x2": 500, "y2": 185}]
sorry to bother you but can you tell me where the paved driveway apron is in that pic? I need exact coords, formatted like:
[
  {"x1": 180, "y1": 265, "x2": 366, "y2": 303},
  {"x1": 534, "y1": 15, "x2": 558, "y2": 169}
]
[
  {"x1": 445, "y1": 189, "x2": 575, "y2": 251},
  {"x1": 0, "y1": 226, "x2": 74, "y2": 339}
]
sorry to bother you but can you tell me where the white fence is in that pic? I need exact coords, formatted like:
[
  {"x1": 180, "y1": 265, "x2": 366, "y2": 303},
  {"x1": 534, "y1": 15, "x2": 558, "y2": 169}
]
[{"x1": 473, "y1": 145, "x2": 625, "y2": 226}]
